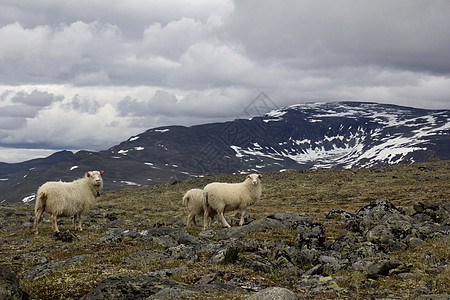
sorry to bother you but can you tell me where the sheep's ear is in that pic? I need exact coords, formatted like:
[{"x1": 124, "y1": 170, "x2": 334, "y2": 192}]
[
  {"x1": 100, "y1": 170, "x2": 104, "y2": 176},
  {"x1": 247, "y1": 175, "x2": 250, "y2": 178},
  {"x1": 86, "y1": 172, "x2": 91, "y2": 178},
  {"x1": 258, "y1": 174, "x2": 262, "y2": 179}
]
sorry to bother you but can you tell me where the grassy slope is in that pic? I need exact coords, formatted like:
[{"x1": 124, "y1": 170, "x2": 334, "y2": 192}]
[{"x1": 0, "y1": 160, "x2": 449, "y2": 299}]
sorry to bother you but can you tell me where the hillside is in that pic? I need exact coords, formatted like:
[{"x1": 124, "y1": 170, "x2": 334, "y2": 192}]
[
  {"x1": 0, "y1": 160, "x2": 449, "y2": 299},
  {"x1": 1, "y1": 101, "x2": 449, "y2": 203}
]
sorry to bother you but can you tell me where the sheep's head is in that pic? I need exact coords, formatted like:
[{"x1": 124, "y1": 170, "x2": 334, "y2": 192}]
[
  {"x1": 247, "y1": 174, "x2": 262, "y2": 185},
  {"x1": 86, "y1": 170, "x2": 104, "y2": 187}
]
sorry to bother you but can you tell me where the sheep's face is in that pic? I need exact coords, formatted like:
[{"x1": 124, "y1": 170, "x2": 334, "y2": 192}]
[
  {"x1": 86, "y1": 170, "x2": 104, "y2": 186},
  {"x1": 247, "y1": 174, "x2": 262, "y2": 185}
]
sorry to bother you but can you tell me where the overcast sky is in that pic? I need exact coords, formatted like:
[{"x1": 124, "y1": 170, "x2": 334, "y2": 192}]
[{"x1": 0, "y1": 0, "x2": 449, "y2": 163}]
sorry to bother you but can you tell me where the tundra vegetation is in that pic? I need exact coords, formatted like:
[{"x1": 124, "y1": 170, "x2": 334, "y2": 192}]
[{"x1": 0, "y1": 160, "x2": 449, "y2": 299}]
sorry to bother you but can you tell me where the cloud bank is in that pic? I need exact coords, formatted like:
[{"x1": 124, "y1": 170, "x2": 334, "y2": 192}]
[{"x1": 0, "y1": 0, "x2": 449, "y2": 162}]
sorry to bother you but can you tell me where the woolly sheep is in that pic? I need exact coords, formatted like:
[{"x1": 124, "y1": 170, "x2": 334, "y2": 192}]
[
  {"x1": 33, "y1": 170, "x2": 104, "y2": 234},
  {"x1": 182, "y1": 188, "x2": 216, "y2": 227},
  {"x1": 203, "y1": 173, "x2": 262, "y2": 229}
]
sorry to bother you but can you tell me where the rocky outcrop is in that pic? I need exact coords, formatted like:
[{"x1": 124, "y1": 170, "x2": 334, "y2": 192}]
[
  {"x1": 1, "y1": 198, "x2": 449, "y2": 299},
  {"x1": 78, "y1": 199, "x2": 449, "y2": 298}
]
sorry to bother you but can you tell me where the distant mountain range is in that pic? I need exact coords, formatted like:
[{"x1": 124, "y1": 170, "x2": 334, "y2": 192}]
[{"x1": 1, "y1": 101, "x2": 449, "y2": 203}]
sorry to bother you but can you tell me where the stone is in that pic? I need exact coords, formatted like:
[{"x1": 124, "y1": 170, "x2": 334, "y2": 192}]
[
  {"x1": 167, "y1": 244, "x2": 198, "y2": 260},
  {"x1": 366, "y1": 225, "x2": 394, "y2": 244},
  {"x1": 294, "y1": 275, "x2": 342, "y2": 292},
  {"x1": 367, "y1": 259, "x2": 405, "y2": 278},
  {"x1": 295, "y1": 214, "x2": 325, "y2": 250},
  {"x1": 80, "y1": 275, "x2": 181, "y2": 299},
  {"x1": 22, "y1": 254, "x2": 88, "y2": 280},
  {"x1": 246, "y1": 287, "x2": 298, "y2": 300},
  {"x1": 54, "y1": 230, "x2": 79, "y2": 242},
  {"x1": 0, "y1": 264, "x2": 33, "y2": 300},
  {"x1": 146, "y1": 268, "x2": 185, "y2": 278}
]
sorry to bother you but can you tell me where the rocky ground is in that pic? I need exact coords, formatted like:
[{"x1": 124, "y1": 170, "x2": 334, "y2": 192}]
[{"x1": 0, "y1": 160, "x2": 449, "y2": 299}]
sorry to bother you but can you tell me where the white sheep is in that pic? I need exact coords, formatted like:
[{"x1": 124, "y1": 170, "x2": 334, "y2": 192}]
[
  {"x1": 182, "y1": 188, "x2": 216, "y2": 227},
  {"x1": 33, "y1": 170, "x2": 104, "y2": 234},
  {"x1": 203, "y1": 173, "x2": 262, "y2": 229}
]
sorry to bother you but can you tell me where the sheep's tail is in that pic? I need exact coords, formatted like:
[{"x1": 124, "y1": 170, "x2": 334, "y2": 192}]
[
  {"x1": 182, "y1": 194, "x2": 189, "y2": 207},
  {"x1": 35, "y1": 190, "x2": 47, "y2": 214},
  {"x1": 203, "y1": 191, "x2": 209, "y2": 206}
]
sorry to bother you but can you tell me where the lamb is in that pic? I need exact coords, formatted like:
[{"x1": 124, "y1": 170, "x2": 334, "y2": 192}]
[
  {"x1": 33, "y1": 170, "x2": 104, "y2": 234},
  {"x1": 182, "y1": 188, "x2": 215, "y2": 227},
  {"x1": 203, "y1": 173, "x2": 262, "y2": 229}
]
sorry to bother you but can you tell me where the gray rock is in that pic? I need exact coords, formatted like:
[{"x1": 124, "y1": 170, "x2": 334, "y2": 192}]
[
  {"x1": 318, "y1": 255, "x2": 343, "y2": 273},
  {"x1": 227, "y1": 277, "x2": 266, "y2": 292},
  {"x1": 195, "y1": 272, "x2": 220, "y2": 285},
  {"x1": 167, "y1": 244, "x2": 197, "y2": 260},
  {"x1": 80, "y1": 274, "x2": 182, "y2": 299},
  {"x1": 148, "y1": 235, "x2": 178, "y2": 249},
  {"x1": 366, "y1": 225, "x2": 394, "y2": 244},
  {"x1": 22, "y1": 254, "x2": 88, "y2": 280},
  {"x1": 146, "y1": 268, "x2": 185, "y2": 278},
  {"x1": 198, "y1": 229, "x2": 215, "y2": 238},
  {"x1": 216, "y1": 211, "x2": 303, "y2": 240},
  {"x1": 294, "y1": 275, "x2": 342, "y2": 292},
  {"x1": 295, "y1": 214, "x2": 325, "y2": 250},
  {"x1": 325, "y1": 209, "x2": 355, "y2": 221},
  {"x1": 239, "y1": 255, "x2": 275, "y2": 273},
  {"x1": 53, "y1": 230, "x2": 79, "y2": 242},
  {"x1": 246, "y1": 287, "x2": 298, "y2": 300},
  {"x1": 0, "y1": 264, "x2": 33, "y2": 300},
  {"x1": 208, "y1": 245, "x2": 239, "y2": 264},
  {"x1": 367, "y1": 259, "x2": 405, "y2": 278}
]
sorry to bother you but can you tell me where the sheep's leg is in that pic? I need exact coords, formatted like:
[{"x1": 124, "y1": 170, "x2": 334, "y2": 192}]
[
  {"x1": 73, "y1": 214, "x2": 78, "y2": 230},
  {"x1": 192, "y1": 215, "x2": 197, "y2": 227},
  {"x1": 239, "y1": 210, "x2": 246, "y2": 226},
  {"x1": 51, "y1": 214, "x2": 59, "y2": 233},
  {"x1": 218, "y1": 212, "x2": 231, "y2": 228},
  {"x1": 186, "y1": 214, "x2": 194, "y2": 227},
  {"x1": 208, "y1": 214, "x2": 213, "y2": 227},
  {"x1": 203, "y1": 210, "x2": 210, "y2": 229},
  {"x1": 33, "y1": 208, "x2": 44, "y2": 234},
  {"x1": 77, "y1": 214, "x2": 83, "y2": 231}
]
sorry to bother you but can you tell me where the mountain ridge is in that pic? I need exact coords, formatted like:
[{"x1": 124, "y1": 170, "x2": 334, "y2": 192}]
[{"x1": 0, "y1": 101, "x2": 449, "y2": 203}]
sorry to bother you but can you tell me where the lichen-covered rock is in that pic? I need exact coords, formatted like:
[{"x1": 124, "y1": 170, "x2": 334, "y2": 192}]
[
  {"x1": 294, "y1": 275, "x2": 342, "y2": 293},
  {"x1": 246, "y1": 287, "x2": 298, "y2": 300},
  {"x1": 295, "y1": 214, "x2": 325, "y2": 250}
]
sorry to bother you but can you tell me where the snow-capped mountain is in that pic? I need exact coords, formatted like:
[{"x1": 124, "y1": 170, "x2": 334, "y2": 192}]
[
  {"x1": 0, "y1": 101, "x2": 449, "y2": 203},
  {"x1": 236, "y1": 101, "x2": 449, "y2": 169}
]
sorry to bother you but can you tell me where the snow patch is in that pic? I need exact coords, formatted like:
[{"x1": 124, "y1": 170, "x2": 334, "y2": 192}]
[
  {"x1": 121, "y1": 181, "x2": 141, "y2": 186},
  {"x1": 155, "y1": 129, "x2": 170, "y2": 133},
  {"x1": 22, "y1": 194, "x2": 35, "y2": 203}
]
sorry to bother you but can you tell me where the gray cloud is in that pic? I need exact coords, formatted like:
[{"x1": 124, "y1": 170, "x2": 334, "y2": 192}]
[
  {"x1": 0, "y1": 0, "x2": 449, "y2": 162},
  {"x1": 227, "y1": 1, "x2": 450, "y2": 75},
  {"x1": 11, "y1": 90, "x2": 62, "y2": 106}
]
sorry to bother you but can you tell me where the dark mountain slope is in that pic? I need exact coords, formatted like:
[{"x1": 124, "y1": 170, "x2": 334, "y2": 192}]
[{"x1": 0, "y1": 101, "x2": 448, "y2": 203}]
